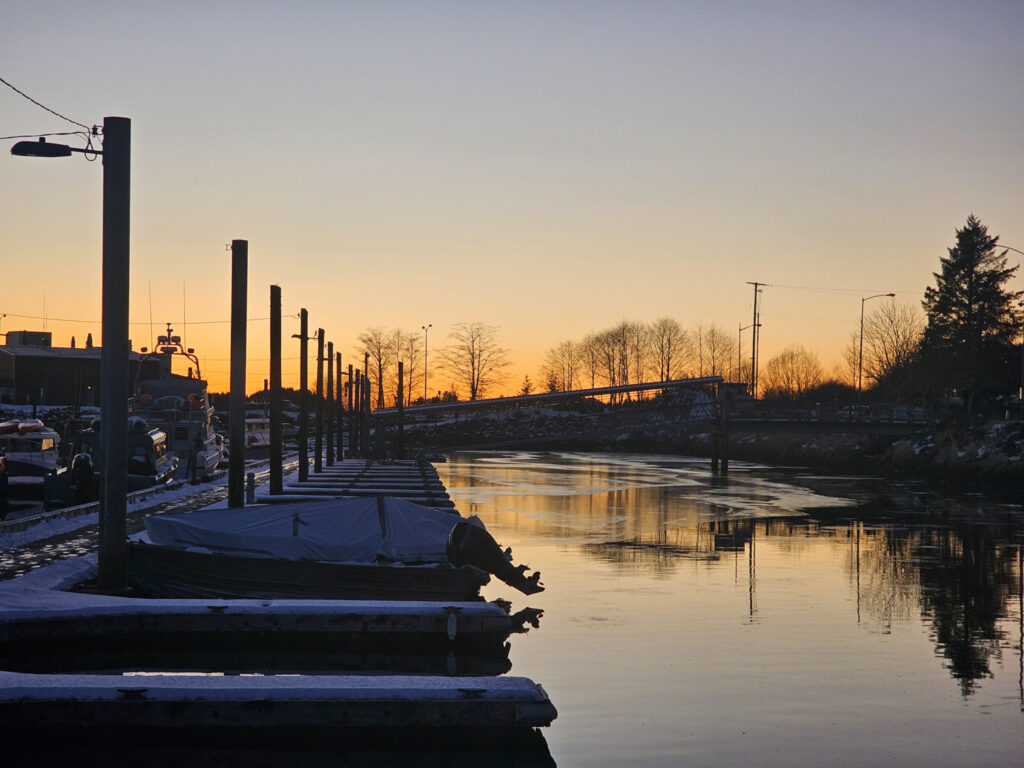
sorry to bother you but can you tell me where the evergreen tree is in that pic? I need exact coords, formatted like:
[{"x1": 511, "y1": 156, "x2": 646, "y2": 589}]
[{"x1": 921, "y1": 215, "x2": 1022, "y2": 408}]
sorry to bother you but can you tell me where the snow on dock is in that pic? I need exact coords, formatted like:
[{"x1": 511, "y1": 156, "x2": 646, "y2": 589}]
[
  {"x1": 0, "y1": 671, "x2": 556, "y2": 729},
  {"x1": 256, "y1": 458, "x2": 457, "y2": 507},
  {"x1": 0, "y1": 461, "x2": 557, "y2": 732}
]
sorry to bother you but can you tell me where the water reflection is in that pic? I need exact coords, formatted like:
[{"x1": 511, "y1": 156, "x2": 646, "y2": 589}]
[{"x1": 441, "y1": 452, "x2": 1024, "y2": 702}]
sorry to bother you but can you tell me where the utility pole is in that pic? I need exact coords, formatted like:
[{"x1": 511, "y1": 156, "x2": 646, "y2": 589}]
[{"x1": 746, "y1": 282, "x2": 765, "y2": 398}]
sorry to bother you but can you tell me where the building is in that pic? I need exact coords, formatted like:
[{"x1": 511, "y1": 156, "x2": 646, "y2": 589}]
[{"x1": 0, "y1": 331, "x2": 161, "y2": 407}]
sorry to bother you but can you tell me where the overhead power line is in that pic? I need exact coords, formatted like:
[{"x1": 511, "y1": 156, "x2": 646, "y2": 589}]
[
  {"x1": 0, "y1": 74, "x2": 91, "y2": 130},
  {"x1": 0, "y1": 312, "x2": 272, "y2": 326},
  {"x1": 0, "y1": 130, "x2": 87, "y2": 141}
]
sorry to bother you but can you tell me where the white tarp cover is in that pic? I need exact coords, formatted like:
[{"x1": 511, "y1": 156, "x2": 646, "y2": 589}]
[{"x1": 143, "y1": 497, "x2": 478, "y2": 564}]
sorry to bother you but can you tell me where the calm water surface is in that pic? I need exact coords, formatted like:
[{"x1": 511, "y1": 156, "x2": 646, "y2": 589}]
[{"x1": 436, "y1": 451, "x2": 1024, "y2": 768}]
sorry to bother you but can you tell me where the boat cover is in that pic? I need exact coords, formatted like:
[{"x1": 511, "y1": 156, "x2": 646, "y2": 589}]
[{"x1": 143, "y1": 497, "x2": 479, "y2": 565}]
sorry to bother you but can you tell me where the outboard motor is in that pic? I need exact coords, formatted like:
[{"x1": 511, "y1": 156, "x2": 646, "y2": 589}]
[
  {"x1": 70, "y1": 452, "x2": 96, "y2": 504},
  {"x1": 447, "y1": 520, "x2": 544, "y2": 595}
]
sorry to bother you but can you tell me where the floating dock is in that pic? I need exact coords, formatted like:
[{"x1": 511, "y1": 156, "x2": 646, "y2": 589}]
[
  {"x1": 0, "y1": 463, "x2": 557, "y2": 734},
  {"x1": 0, "y1": 671, "x2": 556, "y2": 730},
  {"x1": 257, "y1": 458, "x2": 456, "y2": 508}
]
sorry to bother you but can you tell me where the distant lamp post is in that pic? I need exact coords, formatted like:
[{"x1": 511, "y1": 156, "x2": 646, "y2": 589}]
[
  {"x1": 858, "y1": 292, "x2": 895, "y2": 400},
  {"x1": 738, "y1": 323, "x2": 754, "y2": 390},
  {"x1": 422, "y1": 323, "x2": 432, "y2": 401},
  {"x1": 12, "y1": 119, "x2": 131, "y2": 592}
]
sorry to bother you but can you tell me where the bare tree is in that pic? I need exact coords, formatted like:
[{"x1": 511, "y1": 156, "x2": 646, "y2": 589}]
[
  {"x1": 357, "y1": 326, "x2": 394, "y2": 409},
  {"x1": 541, "y1": 340, "x2": 581, "y2": 392},
  {"x1": 625, "y1": 321, "x2": 651, "y2": 393},
  {"x1": 861, "y1": 302, "x2": 924, "y2": 386},
  {"x1": 391, "y1": 329, "x2": 423, "y2": 406},
  {"x1": 761, "y1": 345, "x2": 824, "y2": 399},
  {"x1": 835, "y1": 333, "x2": 860, "y2": 388},
  {"x1": 650, "y1": 317, "x2": 691, "y2": 381},
  {"x1": 693, "y1": 322, "x2": 706, "y2": 377},
  {"x1": 702, "y1": 324, "x2": 736, "y2": 379},
  {"x1": 439, "y1": 322, "x2": 512, "y2": 400},
  {"x1": 579, "y1": 333, "x2": 601, "y2": 389},
  {"x1": 592, "y1": 329, "x2": 618, "y2": 390}
]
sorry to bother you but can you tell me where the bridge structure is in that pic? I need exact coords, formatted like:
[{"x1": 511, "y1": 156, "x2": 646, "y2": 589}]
[
  {"x1": 377, "y1": 375, "x2": 726, "y2": 417},
  {"x1": 367, "y1": 377, "x2": 934, "y2": 471}
]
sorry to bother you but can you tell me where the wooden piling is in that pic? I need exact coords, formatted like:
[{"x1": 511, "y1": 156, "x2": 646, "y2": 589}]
[
  {"x1": 269, "y1": 285, "x2": 282, "y2": 494},
  {"x1": 339, "y1": 352, "x2": 348, "y2": 460},
  {"x1": 298, "y1": 309, "x2": 309, "y2": 483},
  {"x1": 315, "y1": 329, "x2": 325, "y2": 474},
  {"x1": 362, "y1": 364, "x2": 372, "y2": 459},
  {"x1": 228, "y1": 240, "x2": 247, "y2": 508},
  {"x1": 353, "y1": 372, "x2": 362, "y2": 456},
  {"x1": 97, "y1": 116, "x2": 131, "y2": 592},
  {"x1": 326, "y1": 341, "x2": 335, "y2": 466},
  {"x1": 396, "y1": 361, "x2": 405, "y2": 459},
  {"x1": 347, "y1": 364, "x2": 355, "y2": 458}
]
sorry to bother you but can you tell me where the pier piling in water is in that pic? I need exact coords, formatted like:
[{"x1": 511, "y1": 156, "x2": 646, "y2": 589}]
[
  {"x1": 269, "y1": 285, "x2": 283, "y2": 494},
  {"x1": 297, "y1": 309, "x2": 309, "y2": 482},
  {"x1": 326, "y1": 341, "x2": 335, "y2": 466},
  {"x1": 228, "y1": 239, "x2": 248, "y2": 508}
]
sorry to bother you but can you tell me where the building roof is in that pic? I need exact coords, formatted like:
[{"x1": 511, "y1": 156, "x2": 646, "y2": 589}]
[{"x1": 0, "y1": 346, "x2": 148, "y2": 361}]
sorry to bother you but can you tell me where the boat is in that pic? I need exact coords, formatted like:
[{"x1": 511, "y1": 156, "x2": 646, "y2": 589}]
[
  {"x1": 0, "y1": 419, "x2": 61, "y2": 497},
  {"x1": 127, "y1": 495, "x2": 544, "y2": 600},
  {"x1": 243, "y1": 415, "x2": 272, "y2": 458},
  {"x1": 43, "y1": 416, "x2": 179, "y2": 507},
  {"x1": 131, "y1": 325, "x2": 224, "y2": 481}
]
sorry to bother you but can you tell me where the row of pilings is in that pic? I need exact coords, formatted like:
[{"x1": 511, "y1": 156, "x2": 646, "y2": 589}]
[{"x1": 226, "y1": 241, "x2": 407, "y2": 511}]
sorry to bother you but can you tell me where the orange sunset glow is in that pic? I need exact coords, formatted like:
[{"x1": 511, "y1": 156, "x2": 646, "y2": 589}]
[{"x1": 3, "y1": 2, "x2": 1021, "y2": 396}]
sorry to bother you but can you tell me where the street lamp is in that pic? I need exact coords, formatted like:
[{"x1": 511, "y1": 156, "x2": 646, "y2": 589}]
[
  {"x1": 12, "y1": 119, "x2": 131, "y2": 592},
  {"x1": 738, "y1": 323, "x2": 754, "y2": 390},
  {"x1": 422, "y1": 324, "x2": 431, "y2": 402},
  {"x1": 858, "y1": 292, "x2": 895, "y2": 400}
]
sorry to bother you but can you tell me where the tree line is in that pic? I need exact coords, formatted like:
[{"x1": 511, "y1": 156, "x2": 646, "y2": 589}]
[
  {"x1": 352, "y1": 216, "x2": 1021, "y2": 411},
  {"x1": 355, "y1": 321, "x2": 511, "y2": 407},
  {"x1": 759, "y1": 215, "x2": 1021, "y2": 409}
]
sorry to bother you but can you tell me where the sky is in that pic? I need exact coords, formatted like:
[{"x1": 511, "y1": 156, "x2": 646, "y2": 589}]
[{"x1": 2, "y1": 1, "x2": 1022, "y2": 395}]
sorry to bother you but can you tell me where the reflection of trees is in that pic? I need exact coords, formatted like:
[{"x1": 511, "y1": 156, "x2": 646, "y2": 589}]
[
  {"x1": 916, "y1": 530, "x2": 1019, "y2": 696},
  {"x1": 841, "y1": 518, "x2": 1020, "y2": 697},
  {"x1": 849, "y1": 525, "x2": 921, "y2": 628},
  {"x1": 443, "y1": 455, "x2": 1023, "y2": 698}
]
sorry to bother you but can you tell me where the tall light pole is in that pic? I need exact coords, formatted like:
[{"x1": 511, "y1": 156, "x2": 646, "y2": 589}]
[
  {"x1": 738, "y1": 323, "x2": 754, "y2": 389},
  {"x1": 858, "y1": 292, "x2": 895, "y2": 400},
  {"x1": 12, "y1": 119, "x2": 131, "y2": 591},
  {"x1": 422, "y1": 323, "x2": 431, "y2": 402}
]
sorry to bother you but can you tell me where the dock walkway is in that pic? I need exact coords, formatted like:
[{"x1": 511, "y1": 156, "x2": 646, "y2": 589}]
[{"x1": 0, "y1": 459, "x2": 556, "y2": 735}]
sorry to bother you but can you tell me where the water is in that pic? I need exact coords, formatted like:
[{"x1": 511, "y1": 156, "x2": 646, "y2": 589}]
[{"x1": 435, "y1": 451, "x2": 1024, "y2": 767}]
